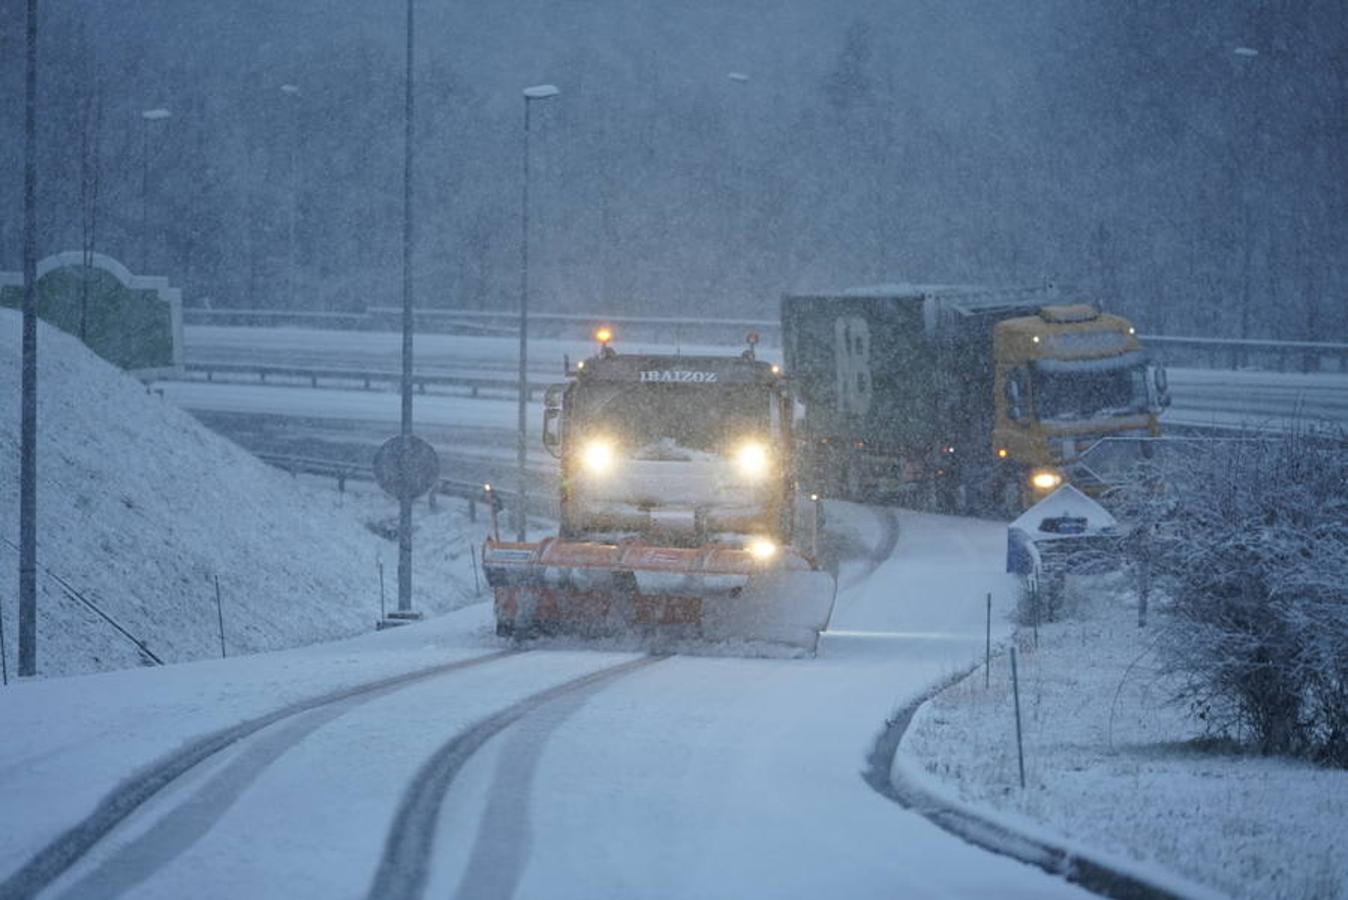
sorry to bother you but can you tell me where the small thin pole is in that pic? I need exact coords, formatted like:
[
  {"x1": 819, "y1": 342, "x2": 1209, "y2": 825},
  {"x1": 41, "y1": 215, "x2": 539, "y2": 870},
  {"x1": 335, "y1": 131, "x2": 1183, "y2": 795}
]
[
  {"x1": 378, "y1": 559, "x2": 386, "y2": 621},
  {"x1": 1, "y1": 591, "x2": 9, "y2": 685},
  {"x1": 984, "y1": 592, "x2": 992, "y2": 689},
  {"x1": 810, "y1": 494, "x2": 821, "y2": 559},
  {"x1": 1032, "y1": 581, "x2": 1039, "y2": 648},
  {"x1": 1011, "y1": 645, "x2": 1026, "y2": 789},
  {"x1": 470, "y1": 544, "x2": 481, "y2": 596},
  {"x1": 213, "y1": 575, "x2": 227, "y2": 659}
]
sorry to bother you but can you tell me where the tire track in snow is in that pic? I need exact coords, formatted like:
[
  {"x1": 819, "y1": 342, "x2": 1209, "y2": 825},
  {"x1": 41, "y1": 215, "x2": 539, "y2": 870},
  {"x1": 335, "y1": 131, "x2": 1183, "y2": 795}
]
[
  {"x1": 450, "y1": 676, "x2": 603, "y2": 900},
  {"x1": 0, "y1": 650, "x2": 519, "y2": 900},
  {"x1": 366, "y1": 655, "x2": 665, "y2": 900}
]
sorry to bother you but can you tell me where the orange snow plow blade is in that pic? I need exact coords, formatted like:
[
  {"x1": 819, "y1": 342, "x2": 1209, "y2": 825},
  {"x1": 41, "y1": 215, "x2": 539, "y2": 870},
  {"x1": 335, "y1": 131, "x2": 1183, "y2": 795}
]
[{"x1": 482, "y1": 538, "x2": 837, "y2": 651}]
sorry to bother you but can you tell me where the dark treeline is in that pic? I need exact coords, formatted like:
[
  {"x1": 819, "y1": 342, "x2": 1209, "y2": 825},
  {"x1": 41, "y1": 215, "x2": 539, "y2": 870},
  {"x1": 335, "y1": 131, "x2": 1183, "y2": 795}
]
[{"x1": 0, "y1": 0, "x2": 1344, "y2": 338}]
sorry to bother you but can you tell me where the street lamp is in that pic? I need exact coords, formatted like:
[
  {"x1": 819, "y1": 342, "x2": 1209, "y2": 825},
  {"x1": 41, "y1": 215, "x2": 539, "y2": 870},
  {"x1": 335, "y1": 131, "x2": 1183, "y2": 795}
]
[
  {"x1": 725, "y1": 72, "x2": 750, "y2": 304},
  {"x1": 140, "y1": 107, "x2": 171, "y2": 273},
  {"x1": 1231, "y1": 46, "x2": 1260, "y2": 355},
  {"x1": 279, "y1": 84, "x2": 300, "y2": 309},
  {"x1": 395, "y1": 0, "x2": 417, "y2": 616},
  {"x1": 516, "y1": 83, "x2": 560, "y2": 540}
]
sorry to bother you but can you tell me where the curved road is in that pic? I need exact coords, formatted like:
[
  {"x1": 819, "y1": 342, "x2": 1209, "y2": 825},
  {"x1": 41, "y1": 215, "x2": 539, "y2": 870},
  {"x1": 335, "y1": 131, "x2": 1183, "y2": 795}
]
[{"x1": 4, "y1": 505, "x2": 1095, "y2": 899}]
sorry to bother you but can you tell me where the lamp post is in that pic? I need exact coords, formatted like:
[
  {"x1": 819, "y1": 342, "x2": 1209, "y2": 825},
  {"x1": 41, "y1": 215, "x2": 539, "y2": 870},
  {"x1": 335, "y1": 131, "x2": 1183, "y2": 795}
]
[
  {"x1": 18, "y1": 0, "x2": 39, "y2": 677},
  {"x1": 516, "y1": 83, "x2": 559, "y2": 541},
  {"x1": 1232, "y1": 46, "x2": 1259, "y2": 362},
  {"x1": 280, "y1": 84, "x2": 300, "y2": 309},
  {"x1": 725, "y1": 72, "x2": 750, "y2": 304},
  {"x1": 396, "y1": 0, "x2": 416, "y2": 614},
  {"x1": 139, "y1": 107, "x2": 171, "y2": 273}
]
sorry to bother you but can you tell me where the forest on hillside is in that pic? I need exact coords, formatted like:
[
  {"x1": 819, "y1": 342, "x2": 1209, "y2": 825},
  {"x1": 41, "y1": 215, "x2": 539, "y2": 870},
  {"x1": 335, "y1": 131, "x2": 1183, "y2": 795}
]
[{"x1": 0, "y1": 0, "x2": 1343, "y2": 339}]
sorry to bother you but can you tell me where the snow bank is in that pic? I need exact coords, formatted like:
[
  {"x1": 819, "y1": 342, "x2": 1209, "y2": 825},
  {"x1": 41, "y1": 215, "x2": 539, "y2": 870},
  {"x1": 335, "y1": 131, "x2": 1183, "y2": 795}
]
[
  {"x1": 899, "y1": 577, "x2": 1348, "y2": 900},
  {"x1": 0, "y1": 310, "x2": 480, "y2": 677}
]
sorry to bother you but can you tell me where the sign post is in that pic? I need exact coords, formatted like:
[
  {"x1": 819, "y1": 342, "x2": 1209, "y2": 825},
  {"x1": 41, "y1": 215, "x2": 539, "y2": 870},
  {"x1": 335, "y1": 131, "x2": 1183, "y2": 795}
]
[{"x1": 373, "y1": 435, "x2": 439, "y2": 627}]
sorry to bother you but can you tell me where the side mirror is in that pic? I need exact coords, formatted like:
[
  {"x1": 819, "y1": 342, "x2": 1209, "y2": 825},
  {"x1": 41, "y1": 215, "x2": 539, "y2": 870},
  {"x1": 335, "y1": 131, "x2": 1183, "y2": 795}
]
[
  {"x1": 1147, "y1": 365, "x2": 1171, "y2": 411},
  {"x1": 541, "y1": 385, "x2": 564, "y2": 458},
  {"x1": 1005, "y1": 376, "x2": 1026, "y2": 422},
  {"x1": 542, "y1": 408, "x2": 561, "y2": 456}
]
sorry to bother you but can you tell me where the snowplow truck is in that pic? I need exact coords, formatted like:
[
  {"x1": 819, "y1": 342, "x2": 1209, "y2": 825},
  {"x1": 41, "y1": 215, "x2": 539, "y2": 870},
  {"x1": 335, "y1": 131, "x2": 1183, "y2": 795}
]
[
  {"x1": 782, "y1": 285, "x2": 1169, "y2": 516},
  {"x1": 482, "y1": 333, "x2": 836, "y2": 651}
]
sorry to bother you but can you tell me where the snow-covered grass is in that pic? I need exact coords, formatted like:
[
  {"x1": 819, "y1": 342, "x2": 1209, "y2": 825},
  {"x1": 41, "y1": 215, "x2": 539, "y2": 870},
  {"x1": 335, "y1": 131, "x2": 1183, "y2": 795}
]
[
  {"x1": 900, "y1": 575, "x2": 1348, "y2": 900},
  {"x1": 0, "y1": 310, "x2": 483, "y2": 678}
]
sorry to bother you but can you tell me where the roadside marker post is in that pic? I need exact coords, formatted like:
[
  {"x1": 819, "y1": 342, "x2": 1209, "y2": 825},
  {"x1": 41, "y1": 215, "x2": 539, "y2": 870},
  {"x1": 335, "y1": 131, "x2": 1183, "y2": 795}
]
[
  {"x1": 213, "y1": 575, "x2": 227, "y2": 659},
  {"x1": 985, "y1": 592, "x2": 992, "y2": 689},
  {"x1": 378, "y1": 560, "x2": 387, "y2": 621},
  {"x1": 1011, "y1": 645, "x2": 1026, "y2": 789},
  {"x1": 470, "y1": 544, "x2": 482, "y2": 596}
]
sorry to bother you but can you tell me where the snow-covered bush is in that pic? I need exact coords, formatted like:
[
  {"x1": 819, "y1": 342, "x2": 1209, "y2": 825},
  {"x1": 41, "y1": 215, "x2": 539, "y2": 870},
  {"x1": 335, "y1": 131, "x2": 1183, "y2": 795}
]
[{"x1": 1113, "y1": 428, "x2": 1348, "y2": 765}]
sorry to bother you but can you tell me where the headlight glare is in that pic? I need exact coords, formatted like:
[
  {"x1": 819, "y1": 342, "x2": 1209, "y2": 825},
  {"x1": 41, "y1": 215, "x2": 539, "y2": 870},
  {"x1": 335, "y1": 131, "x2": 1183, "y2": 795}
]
[
  {"x1": 581, "y1": 439, "x2": 616, "y2": 475},
  {"x1": 735, "y1": 441, "x2": 770, "y2": 480},
  {"x1": 1030, "y1": 469, "x2": 1062, "y2": 491},
  {"x1": 747, "y1": 537, "x2": 777, "y2": 561}
]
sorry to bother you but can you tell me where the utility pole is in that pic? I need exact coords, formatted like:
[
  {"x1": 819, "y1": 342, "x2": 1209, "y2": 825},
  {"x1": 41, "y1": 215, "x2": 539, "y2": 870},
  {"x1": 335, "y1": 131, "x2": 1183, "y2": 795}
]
[
  {"x1": 18, "y1": 0, "x2": 39, "y2": 677},
  {"x1": 517, "y1": 84, "x2": 559, "y2": 541},
  {"x1": 280, "y1": 84, "x2": 301, "y2": 309},
  {"x1": 397, "y1": 0, "x2": 416, "y2": 613},
  {"x1": 139, "y1": 108, "x2": 171, "y2": 274}
]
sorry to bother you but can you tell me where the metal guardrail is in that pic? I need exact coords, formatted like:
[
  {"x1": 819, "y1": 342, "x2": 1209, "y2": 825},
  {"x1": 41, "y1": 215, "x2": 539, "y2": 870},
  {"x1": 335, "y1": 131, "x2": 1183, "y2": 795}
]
[
  {"x1": 255, "y1": 452, "x2": 565, "y2": 522},
  {"x1": 182, "y1": 362, "x2": 551, "y2": 399},
  {"x1": 185, "y1": 307, "x2": 779, "y2": 347},
  {"x1": 1142, "y1": 334, "x2": 1348, "y2": 374},
  {"x1": 257, "y1": 452, "x2": 512, "y2": 511}
]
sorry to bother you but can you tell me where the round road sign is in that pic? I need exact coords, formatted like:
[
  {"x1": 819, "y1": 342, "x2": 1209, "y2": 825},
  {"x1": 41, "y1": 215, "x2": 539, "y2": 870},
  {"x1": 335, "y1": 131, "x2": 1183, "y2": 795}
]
[{"x1": 373, "y1": 435, "x2": 440, "y2": 500}]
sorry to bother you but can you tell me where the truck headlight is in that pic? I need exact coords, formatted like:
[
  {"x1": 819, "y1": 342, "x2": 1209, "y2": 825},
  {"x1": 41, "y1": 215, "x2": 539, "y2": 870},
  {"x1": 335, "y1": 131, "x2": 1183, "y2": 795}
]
[
  {"x1": 1030, "y1": 469, "x2": 1062, "y2": 491},
  {"x1": 581, "y1": 439, "x2": 616, "y2": 475},
  {"x1": 735, "y1": 441, "x2": 770, "y2": 480}
]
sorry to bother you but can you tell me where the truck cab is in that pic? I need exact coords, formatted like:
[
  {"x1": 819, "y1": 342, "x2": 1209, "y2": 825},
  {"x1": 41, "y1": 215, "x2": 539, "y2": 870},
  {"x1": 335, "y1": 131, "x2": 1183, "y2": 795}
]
[
  {"x1": 542, "y1": 340, "x2": 797, "y2": 550},
  {"x1": 993, "y1": 304, "x2": 1168, "y2": 506}
]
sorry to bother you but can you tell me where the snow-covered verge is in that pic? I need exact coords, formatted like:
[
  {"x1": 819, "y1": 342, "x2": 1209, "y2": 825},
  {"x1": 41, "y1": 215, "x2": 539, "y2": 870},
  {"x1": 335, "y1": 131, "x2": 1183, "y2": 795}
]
[
  {"x1": 0, "y1": 603, "x2": 516, "y2": 881},
  {"x1": 899, "y1": 576, "x2": 1348, "y2": 900},
  {"x1": 0, "y1": 309, "x2": 482, "y2": 677}
]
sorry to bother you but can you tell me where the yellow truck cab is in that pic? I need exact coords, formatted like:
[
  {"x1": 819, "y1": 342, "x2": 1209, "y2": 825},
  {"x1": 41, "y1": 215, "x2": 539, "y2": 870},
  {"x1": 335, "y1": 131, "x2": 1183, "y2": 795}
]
[{"x1": 994, "y1": 304, "x2": 1167, "y2": 506}]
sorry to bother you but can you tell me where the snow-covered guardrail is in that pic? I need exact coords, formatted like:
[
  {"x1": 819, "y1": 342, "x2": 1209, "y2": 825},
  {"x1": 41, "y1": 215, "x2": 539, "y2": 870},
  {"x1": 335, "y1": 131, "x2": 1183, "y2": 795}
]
[
  {"x1": 1143, "y1": 333, "x2": 1348, "y2": 374},
  {"x1": 255, "y1": 453, "x2": 558, "y2": 521},
  {"x1": 180, "y1": 362, "x2": 552, "y2": 399}
]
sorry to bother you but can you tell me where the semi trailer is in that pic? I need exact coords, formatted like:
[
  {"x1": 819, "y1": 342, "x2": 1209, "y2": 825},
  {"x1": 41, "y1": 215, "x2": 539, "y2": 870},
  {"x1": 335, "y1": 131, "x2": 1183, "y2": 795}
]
[{"x1": 782, "y1": 285, "x2": 1168, "y2": 515}]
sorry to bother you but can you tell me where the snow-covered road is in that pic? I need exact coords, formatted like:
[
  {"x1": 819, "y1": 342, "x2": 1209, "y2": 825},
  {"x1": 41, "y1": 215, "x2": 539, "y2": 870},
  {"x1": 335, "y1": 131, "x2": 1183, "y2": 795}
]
[{"x1": 0, "y1": 505, "x2": 1097, "y2": 899}]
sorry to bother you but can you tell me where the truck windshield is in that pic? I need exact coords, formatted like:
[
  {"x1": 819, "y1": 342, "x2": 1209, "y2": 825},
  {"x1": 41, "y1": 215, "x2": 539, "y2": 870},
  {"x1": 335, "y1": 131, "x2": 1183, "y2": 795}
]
[
  {"x1": 576, "y1": 384, "x2": 772, "y2": 456},
  {"x1": 1032, "y1": 362, "x2": 1149, "y2": 423}
]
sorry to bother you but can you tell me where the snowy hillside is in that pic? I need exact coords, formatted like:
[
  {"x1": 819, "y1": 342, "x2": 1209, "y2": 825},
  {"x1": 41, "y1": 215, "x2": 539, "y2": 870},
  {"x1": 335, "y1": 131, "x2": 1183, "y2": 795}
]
[{"x1": 0, "y1": 310, "x2": 479, "y2": 677}]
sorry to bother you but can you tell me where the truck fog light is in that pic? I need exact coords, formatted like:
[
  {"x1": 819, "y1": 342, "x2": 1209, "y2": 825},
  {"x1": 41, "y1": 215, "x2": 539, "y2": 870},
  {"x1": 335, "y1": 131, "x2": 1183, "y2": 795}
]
[
  {"x1": 1030, "y1": 469, "x2": 1062, "y2": 491},
  {"x1": 747, "y1": 537, "x2": 777, "y2": 561}
]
